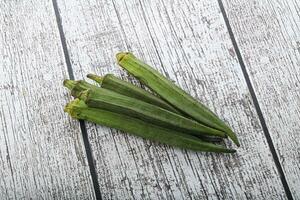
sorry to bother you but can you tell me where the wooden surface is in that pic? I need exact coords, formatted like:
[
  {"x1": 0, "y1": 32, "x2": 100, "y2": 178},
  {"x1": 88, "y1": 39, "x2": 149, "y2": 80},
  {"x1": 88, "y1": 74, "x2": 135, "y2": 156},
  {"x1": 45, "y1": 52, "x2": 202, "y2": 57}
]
[
  {"x1": 1, "y1": 0, "x2": 299, "y2": 199},
  {"x1": 56, "y1": 0, "x2": 289, "y2": 199},
  {"x1": 0, "y1": 1, "x2": 95, "y2": 199},
  {"x1": 222, "y1": 0, "x2": 300, "y2": 199}
]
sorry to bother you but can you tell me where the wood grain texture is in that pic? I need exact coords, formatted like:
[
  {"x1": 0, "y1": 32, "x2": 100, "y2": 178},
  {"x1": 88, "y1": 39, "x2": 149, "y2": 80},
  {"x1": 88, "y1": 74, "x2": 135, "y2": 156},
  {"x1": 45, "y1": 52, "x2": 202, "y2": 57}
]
[
  {"x1": 0, "y1": 1, "x2": 95, "y2": 199},
  {"x1": 57, "y1": 0, "x2": 287, "y2": 199},
  {"x1": 222, "y1": 0, "x2": 300, "y2": 198}
]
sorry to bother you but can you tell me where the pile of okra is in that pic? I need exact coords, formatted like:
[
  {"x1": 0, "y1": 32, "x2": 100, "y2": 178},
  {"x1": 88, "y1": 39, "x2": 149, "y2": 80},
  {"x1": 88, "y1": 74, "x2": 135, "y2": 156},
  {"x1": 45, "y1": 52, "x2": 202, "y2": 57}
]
[{"x1": 64, "y1": 52, "x2": 239, "y2": 153}]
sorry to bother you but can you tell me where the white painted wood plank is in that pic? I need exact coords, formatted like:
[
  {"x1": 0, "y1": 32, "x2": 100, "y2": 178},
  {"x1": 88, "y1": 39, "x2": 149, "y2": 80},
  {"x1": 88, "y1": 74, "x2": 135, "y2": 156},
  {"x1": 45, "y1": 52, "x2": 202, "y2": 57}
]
[
  {"x1": 222, "y1": 0, "x2": 300, "y2": 198},
  {"x1": 0, "y1": 1, "x2": 95, "y2": 199},
  {"x1": 57, "y1": 0, "x2": 287, "y2": 199}
]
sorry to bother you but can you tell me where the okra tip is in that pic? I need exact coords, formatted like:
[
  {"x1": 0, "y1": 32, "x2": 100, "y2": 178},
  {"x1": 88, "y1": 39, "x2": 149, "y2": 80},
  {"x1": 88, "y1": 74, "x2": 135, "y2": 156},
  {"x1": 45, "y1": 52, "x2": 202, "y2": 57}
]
[
  {"x1": 226, "y1": 129, "x2": 240, "y2": 147},
  {"x1": 225, "y1": 148, "x2": 237, "y2": 153},
  {"x1": 63, "y1": 79, "x2": 77, "y2": 91},
  {"x1": 87, "y1": 74, "x2": 103, "y2": 85},
  {"x1": 207, "y1": 143, "x2": 237, "y2": 153}
]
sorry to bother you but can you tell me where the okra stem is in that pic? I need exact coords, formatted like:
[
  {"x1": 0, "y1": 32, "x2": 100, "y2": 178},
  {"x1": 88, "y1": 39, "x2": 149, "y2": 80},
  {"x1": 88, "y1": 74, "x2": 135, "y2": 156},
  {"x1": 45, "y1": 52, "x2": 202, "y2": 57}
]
[
  {"x1": 87, "y1": 74, "x2": 103, "y2": 85},
  {"x1": 63, "y1": 79, "x2": 77, "y2": 91},
  {"x1": 63, "y1": 79, "x2": 101, "y2": 97}
]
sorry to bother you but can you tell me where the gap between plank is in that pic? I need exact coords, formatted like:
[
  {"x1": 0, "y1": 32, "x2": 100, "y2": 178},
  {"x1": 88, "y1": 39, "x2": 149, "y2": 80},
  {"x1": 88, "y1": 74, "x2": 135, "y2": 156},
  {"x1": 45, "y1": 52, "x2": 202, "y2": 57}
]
[
  {"x1": 51, "y1": 0, "x2": 102, "y2": 199},
  {"x1": 217, "y1": 0, "x2": 293, "y2": 199}
]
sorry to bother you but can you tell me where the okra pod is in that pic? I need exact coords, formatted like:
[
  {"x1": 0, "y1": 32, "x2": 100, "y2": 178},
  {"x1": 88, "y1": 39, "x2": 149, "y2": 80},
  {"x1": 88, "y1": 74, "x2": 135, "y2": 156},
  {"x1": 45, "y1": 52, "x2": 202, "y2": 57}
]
[
  {"x1": 64, "y1": 80, "x2": 223, "y2": 142},
  {"x1": 65, "y1": 99, "x2": 235, "y2": 153},
  {"x1": 64, "y1": 80, "x2": 226, "y2": 138},
  {"x1": 87, "y1": 74, "x2": 180, "y2": 114},
  {"x1": 77, "y1": 88, "x2": 226, "y2": 138},
  {"x1": 116, "y1": 52, "x2": 239, "y2": 146}
]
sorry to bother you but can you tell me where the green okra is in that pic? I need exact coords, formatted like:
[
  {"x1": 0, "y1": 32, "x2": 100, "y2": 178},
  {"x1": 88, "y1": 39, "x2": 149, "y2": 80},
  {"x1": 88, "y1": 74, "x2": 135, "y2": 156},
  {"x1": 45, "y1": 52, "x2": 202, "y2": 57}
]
[
  {"x1": 63, "y1": 79, "x2": 226, "y2": 138},
  {"x1": 63, "y1": 79, "x2": 100, "y2": 97},
  {"x1": 116, "y1": 52, "x2": 240, "y2": 146},
  {"x1": 64, "y1": 79, "x2": 223, "y2": 142},
  {"x1": 87, "y1": 74, "x2": 180, "y2": 114},
  {"x1": 76, "y1": 88, "x2": 226, "y2": 138},
  {"x1": 64, "y1": 99, "x2": 235, "y2": 153}
]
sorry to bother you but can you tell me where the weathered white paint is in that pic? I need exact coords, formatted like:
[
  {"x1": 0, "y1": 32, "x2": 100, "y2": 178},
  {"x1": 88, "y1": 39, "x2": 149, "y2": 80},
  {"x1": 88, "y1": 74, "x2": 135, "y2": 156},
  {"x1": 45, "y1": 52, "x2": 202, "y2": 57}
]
[
  {"x1": 57, "y1": 0, "x2": 288, "y2": 199},
  {"x1": 222, "y1": 0, "x2": 300, "y2": 198},
  {"x1": 0, "y1": 1, "x2": 95, "y2": 199}
]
